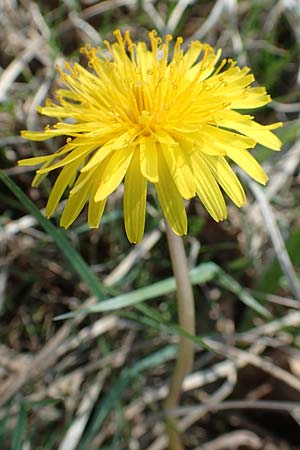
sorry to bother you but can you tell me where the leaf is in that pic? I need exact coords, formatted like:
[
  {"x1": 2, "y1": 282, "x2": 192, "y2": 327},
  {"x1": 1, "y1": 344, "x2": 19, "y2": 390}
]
[
  {"x1": 55, "y1": 262, "x2": 219, "y2": 319},
  {"x1": 12, "y1": 403, "x2": 26, "y2": 450},
  {"x1": 55, "y1": 261, "x2": 270, "y2": 320}
]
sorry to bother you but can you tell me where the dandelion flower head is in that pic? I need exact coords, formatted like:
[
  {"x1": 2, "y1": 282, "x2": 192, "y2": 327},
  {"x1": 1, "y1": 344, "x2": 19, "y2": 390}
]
[{"x1": 19, "y1": 30, "x2": 282, "y2": 243}]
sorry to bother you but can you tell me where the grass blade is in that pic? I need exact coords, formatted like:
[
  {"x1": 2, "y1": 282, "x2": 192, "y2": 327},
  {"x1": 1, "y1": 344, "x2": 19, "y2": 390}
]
[
  {"x1": 12, "y1": 403, "x2": 26, "y2": 450},
  {"x1": 55, "y1": 262, "x2": 270, "y2": 320}
]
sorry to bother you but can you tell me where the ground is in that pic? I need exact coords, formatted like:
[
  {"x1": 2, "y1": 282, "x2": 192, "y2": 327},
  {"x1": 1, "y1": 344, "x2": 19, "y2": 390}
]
[{"x1": 1, "y1": 1, "x2": 300, "y2": 449}]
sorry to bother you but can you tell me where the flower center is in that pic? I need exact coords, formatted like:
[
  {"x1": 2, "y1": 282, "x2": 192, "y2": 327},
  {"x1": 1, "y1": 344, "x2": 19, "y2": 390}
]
[{"x1": 138, "y1": 110, "x2": 154, "y2": 136}]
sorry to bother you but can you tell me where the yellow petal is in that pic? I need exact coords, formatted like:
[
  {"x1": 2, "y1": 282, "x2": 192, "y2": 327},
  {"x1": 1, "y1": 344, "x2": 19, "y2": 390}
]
[
  {"x1": 177, "y1": 133, "x2": 225, "y2": 156},
  {"x1": 46, "y1": 156, "x2": 85, "y2": 218},
  {"x1": 81, "y1": 144, "x2": 115, "y2": 173},
  {"x1": 218, "y1": 111, "x2": 282, "y2": 150},
  {"x1": 155, "y1": 153, "x2": 187, "y2": 235},
  {"x1": 155, "y1": 130, "x2": 177, "y2": 146},
  {"x1": 37, "y1": 145, "x2": 94, "y2": 174},
  {"x1": 201, "y1": 125, "x2": 255, "y2": 153},
  {"x1": 161, "y1": 143, "x2": 195, "y2": 199},
  {"x1": 230, "y1": 87, "x2": 271, "y2": 109},
  {"x1": 187, "y1": 46, "x2": 221, "y2": 82},
  {"x1": 87, "y1": 165, "x2": 108, "y2": 228},
  {"x1": 110, "y1": 130, "x2": 139, "y2": 151},
  {"x1": 191, "y1": 152, "x2": 227, "y2": 221},
  {"x1": 181, "y1": 41, "x2": 203, "y2": 70},
  {"x1": 60, "y1": 171, "x2": 94, "y2": 228},
  {"x1": 202, "y1": 155, "x2": 246, "y2": 207},
  {"x1": 124, "y1": 147, "x2": 147, "y2": 243},
  {"x1": 94, "y1": 146, "x2": 134, "y2": 202},
  {"x1": 69, "y1": 164, "x2": 97, "y2": 195},
  {"x1": 32, "y1": 163, "x2": 54, "y2": 188},
  {"x1": 31, "y1": 152, "x2": 71, "y2": 187},
  {"x1": 18, "y1": 143, "x2": 75, "y2": 167},
  {"x1": 140, "y1": 136, "x2": 158, "y2": 182},
  {"x1": 20, "y1": 129, "x2": 64, "y2": 141},
  {"x1": 88, "y1": 198, "x2": 107, "y2": 228},
  {"x1": 227, "y1": 147, "x2": 268, "y2": 185},
  {"x1": 18, "y1": 154, "x2": 61, "y2": 167}
]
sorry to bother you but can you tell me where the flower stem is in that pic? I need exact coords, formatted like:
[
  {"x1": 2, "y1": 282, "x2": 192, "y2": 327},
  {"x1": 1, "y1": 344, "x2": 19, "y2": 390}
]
[{"x1": 164, "y1": 220, "x2": 196, "y2": 450}]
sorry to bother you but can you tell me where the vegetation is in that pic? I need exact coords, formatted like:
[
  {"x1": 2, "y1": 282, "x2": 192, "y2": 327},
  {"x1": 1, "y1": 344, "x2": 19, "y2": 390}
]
[{"x1": 0, "y1": 1, "x2": 300, "y2": 449}]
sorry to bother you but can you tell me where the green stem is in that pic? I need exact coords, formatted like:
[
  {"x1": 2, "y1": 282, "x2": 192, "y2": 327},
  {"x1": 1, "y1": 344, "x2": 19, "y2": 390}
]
[{"x1": 164, "y1": 220, "x2": 196, "y2": 450}]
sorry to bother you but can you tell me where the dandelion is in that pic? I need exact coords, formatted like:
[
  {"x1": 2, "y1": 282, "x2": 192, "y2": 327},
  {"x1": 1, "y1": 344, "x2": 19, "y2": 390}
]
[{"x1": 19, "y1": 30, "x2": 282, "y2": 243}]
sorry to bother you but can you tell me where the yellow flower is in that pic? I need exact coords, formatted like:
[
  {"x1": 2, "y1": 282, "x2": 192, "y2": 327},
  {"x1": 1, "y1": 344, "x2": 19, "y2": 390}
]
[{"x1": 19, "y1": 30, "x2": 282, "y2": 243}]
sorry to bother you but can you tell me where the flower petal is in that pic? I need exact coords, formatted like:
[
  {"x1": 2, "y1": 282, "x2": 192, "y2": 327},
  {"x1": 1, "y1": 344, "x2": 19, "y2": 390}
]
[
  {"x1": 87, "y1": 165, "x2": 108, "y2": 228},
  {"x1": 226, "y1": 147, "x2": 268, "y2": 184},
  {"x1": 46, "y1": 156, "x2": 85, "y2": 218},
  {"x1": 230, "y1": 87, "x2": 271, "y2": 109},
  {"x1": 94, "y1": 146, "x2": 134, "y2": 202},
  {"x1": 18, "y1": 143, "x2": 76, "y2": 167},
  {"x1": 161, "y1": 143, "x2": 195, "y2": 199},
  {"x1": 60, "y1": 171, "x2": 94, "y2": 228},
  {"x1": 202, "y1": 155, "x2": 246, "y2": 207},
  {"x1": 191, "y1": 152, "x2": 227, "y2": 221},
  {"x1": 88, "y1": 198, "x2": 107, "y2": 228},
  {"x1": 140, "y1": 136, "x2": 158, "y2": 182},
  {"x1": 155, "y1": 152, "x2": 187, "y2": 235},
  {"x1": 20, "y1": 129, "x2": 65, "y2": 141},
  {"x1": 81, "y1": 143, "x2": 115, "y2": 173},
  {"x1": 200, "y1": 125, "x2": 255, "y2": 153},
  {"x1": 124, "y1": 147, "x2": 147, "y2": 243},
  {"x1": 37, "y1": 145, "x2": 94, "y2": 174},
  {"x1": 218, "y1": 111, "x2": 282, "y2": 150}
]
